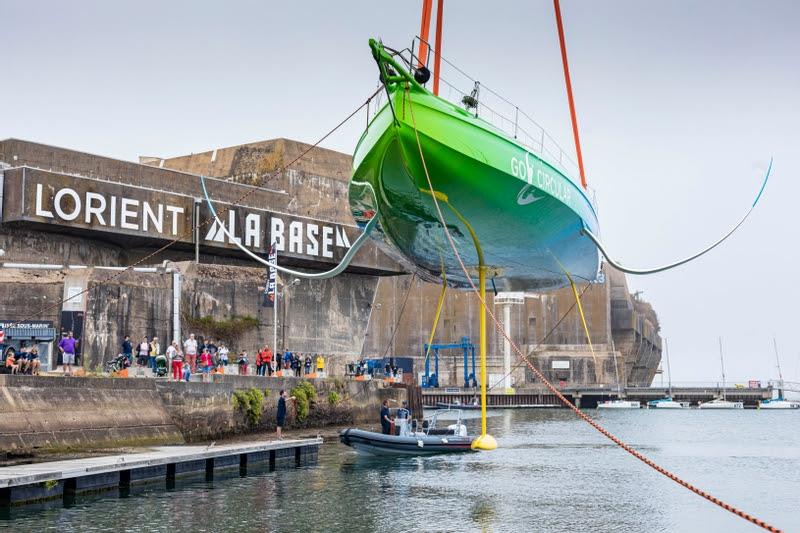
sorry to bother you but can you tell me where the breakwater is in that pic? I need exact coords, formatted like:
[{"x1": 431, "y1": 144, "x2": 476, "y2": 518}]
[{"x1": 0, "y1": 375, "x2": 405, "y2": 454}]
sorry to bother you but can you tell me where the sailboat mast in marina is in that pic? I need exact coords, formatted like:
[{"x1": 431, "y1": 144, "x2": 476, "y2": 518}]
[{"x1": 698, "y1": 337, "x2": 743, "y2": 409}]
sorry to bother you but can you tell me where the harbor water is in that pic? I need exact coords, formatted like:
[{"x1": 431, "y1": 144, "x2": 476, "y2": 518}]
[{"x1": 2, "y1": 409, "x2": 798, "y2": 532}]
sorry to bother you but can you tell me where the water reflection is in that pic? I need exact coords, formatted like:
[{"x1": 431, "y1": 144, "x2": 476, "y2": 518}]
[{"x1": 1, "y1": 409, "x2": 798, "y2": 532}]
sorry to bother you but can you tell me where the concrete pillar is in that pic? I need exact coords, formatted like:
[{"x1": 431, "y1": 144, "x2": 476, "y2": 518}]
[
  {"x1": 502, "y1": 303, "x2": 512, "y2": 391},
  {"x1": 495, "y1": 292, "x2": 524, "y2": 393}
]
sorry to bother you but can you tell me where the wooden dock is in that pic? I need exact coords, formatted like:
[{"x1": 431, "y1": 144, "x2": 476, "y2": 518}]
[{"x1": 0, "y1": 438, "x2": 321, "y2": 506}]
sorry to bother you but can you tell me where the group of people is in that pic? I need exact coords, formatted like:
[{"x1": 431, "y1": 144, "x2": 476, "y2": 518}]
[
  {"x1": 4, "y1": 343, "x2": 42, "y2": 375},
  {"x1": 346, "y1": 357, "x2": 401, "y2": 379},
  {"x1": 254, "y1": 347, "x2": 326, "y2": 377},
  {"x1": 120, "y1": 334, "x2": 166, "y2": 373},
  {"x1": 380, "y1": 399, "x2": 412, "y2": 435},
  {"x1": 119, "y1": 333, "x2": 329, "y2": 382}
]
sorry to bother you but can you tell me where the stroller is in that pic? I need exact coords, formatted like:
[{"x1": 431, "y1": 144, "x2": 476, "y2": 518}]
[
  {"x1": 154, "y1": 354, "x2": 168, "y2": 377},
  {"x1": 106, "y1": 354, "x2": 130, "y2": 373}
]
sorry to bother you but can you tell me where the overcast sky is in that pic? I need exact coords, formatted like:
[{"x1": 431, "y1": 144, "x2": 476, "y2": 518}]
[{"x1": 3, "y1": 0, "x2": 798, "y2": 384}]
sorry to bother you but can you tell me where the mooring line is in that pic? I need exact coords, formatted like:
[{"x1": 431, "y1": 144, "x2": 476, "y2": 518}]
[{"x1": 405, "y1": 87, "x2": 781, "y2": 532}]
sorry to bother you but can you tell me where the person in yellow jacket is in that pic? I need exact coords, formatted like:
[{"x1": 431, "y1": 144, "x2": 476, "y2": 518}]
[{"x1": 315, "y1": 354, "x2": 325, "y2": 377}]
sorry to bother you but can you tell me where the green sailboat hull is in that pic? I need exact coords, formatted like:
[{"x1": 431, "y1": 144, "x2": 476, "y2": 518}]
[{"x1": 349, "y1": 40, "x2": 600, "y2": 291}]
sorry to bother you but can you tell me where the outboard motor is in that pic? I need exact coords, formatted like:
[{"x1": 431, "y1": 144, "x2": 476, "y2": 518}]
[{"x1": 447, "y1": 423, "x2": 468, "y2": 437}]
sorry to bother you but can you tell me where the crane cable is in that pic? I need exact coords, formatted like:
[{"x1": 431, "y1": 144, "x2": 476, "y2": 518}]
[
  {"x1": 405, "y1": 88, "x2": 781, "y2": 532},
  {"x1": 553, "y1": 0, "x2": 587, "y2": 190}
]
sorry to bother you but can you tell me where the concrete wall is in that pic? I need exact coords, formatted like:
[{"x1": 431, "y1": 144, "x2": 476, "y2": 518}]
[
  {"x1": 0, "y1": 375, "x2": 404, "y2": 454},
  {"x1": 0, "y1": 375, "x2": 184, "y2": 452},
  {"x1": 157, "y1": 374, "x2": 405, "y2": 442}
]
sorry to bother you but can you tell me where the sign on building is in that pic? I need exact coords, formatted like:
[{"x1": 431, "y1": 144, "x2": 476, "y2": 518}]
[{"x1": 1, "y1": 167, "x2": 358, "y2": 265}]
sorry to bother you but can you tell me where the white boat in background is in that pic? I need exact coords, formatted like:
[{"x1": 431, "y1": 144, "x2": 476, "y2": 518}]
[
  {"x1": 698, "y1": 337, "x2": 743, "y2": 410},
  {"x1": 758, "y1": 338, "x2": 800, "y2": 410},
  {"x1": 598, "y1": 399, "x2": 641, "y2": 409},
  {"x1": 648, "y1": 398, "x2": 687, "y2": 409},
  {"x1": 648, "y1": 339, "x2": 686, "y2": 409},
  {"x1": 698, "y1": 398, "x2": 744, "y2": 410},
  {"x1": 598, "y1": 340, "x2": 640, "y2": 409},
  {"x1": 759, "y1": 398, "x2": 800, "y2": 410}
]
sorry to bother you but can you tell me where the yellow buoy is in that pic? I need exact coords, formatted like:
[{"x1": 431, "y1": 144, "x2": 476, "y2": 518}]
[{"x1": 471, "y1": 433, "x2": 498, "y2": 451}]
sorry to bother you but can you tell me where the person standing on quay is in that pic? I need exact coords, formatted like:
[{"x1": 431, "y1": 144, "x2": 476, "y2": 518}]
[
  {"x1": 183, "y1": 333, "x2": 198, "y2": 373},
  {"x1": 149, "y1": 336, "x2": 161, "y2": 372},
  {"x1": 122, "y1": 335, "x2": 133, "y2": 365},
  {"x1": 137, "y1": 336, "x2": 150, "y2": 368},
  {"x1": 167, "y1": 341, "x2": 182, "y2": 381},
  {"x1": 316, "y1": 354, "x2": 325, "y2": 378},
  {"x1": 256, "y1": 347, "x2": 266, "y2": 376},
  {"x1": 264, "y1": 345, "x2": 273, "y2": 376},
  {"x1": 218, "y1": 343, "x2": 229, "y2": 369},
  {"x1": 58, "y1": 331, "x2": 78, "y2": 375},
  {"x1": 276, "y1": 389, "x2": 295, "y2": 440}
]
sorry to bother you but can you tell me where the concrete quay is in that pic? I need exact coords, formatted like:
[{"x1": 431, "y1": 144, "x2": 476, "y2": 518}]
[{"x1": 0, "y1": 439, "x2": 321, "y2": 506}]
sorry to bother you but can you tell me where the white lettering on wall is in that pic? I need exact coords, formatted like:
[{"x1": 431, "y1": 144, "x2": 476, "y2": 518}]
[
  {"x1": 110, "y1": 196, "x2": 117, "y2": 227},
  {"x1": 54, "y1": 188, "x2": 81, "y2": 221},
  {"x1": 289, "y1": 221, "x2": 303, "y2": 253},
  {"x1": 120, "y1": 198, "x2": 139, "y2": 230},
  {"x1": 142, "y1": 201, "x2": 163, "y2": 233},
  {"x1": 244, "y1": 213, "x2": 260, "y2": 248},
  {"x1": 336, "y1": 227, "x2": 351, "y2": 248},
  {"x1": 321, "y1": 226, "x2": 334, "y2": 258},
  {"x1": 85, "y1": 192, "x2": 106, "y2": 225},
  {"x1": 165, "y1": 205, "x2": 184, "y2": 235},
  {"x1": 306, "y1": 223, "x2": 319, "y2": 256},
  {"x1": 28, "y1": 180, "x2": 355, "y2": 262},
  {"x1": 35, "y1": 183, "x2": 54, "y2": 218},
  {"x1": 270, "y1": 217, "x2": 285, "y2": 251}
]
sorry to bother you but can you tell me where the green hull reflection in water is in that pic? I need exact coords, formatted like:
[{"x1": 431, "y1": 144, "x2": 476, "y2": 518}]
[{"x1": 350, "y1": 39, "x2": 600, "y2": 291}]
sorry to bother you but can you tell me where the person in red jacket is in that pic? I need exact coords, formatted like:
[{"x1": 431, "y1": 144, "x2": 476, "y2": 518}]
[
  {"x1": 255, "y1": 348, "x2": 266, "y2": 376},
  {"x1": 199, "y1": 348, "x2": 213, "y2": 374},
  {"x1": 264, "y1": 345, "x2": 274, "y2": 376}
]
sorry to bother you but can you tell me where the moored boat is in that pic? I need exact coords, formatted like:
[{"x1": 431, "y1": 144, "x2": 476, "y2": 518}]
[
  {"x1": 597, "y1": 399, "x2": 641, "y2": 409},
  {"x1": 647, "y1": 398, "x2": 686, "y2": 409},
  {"x1": 758, "y1": 398, "x2": 800, "y2": 410},
  {"x1": 647, "y1": 340, "x2": 685, "y2": 409},
  {"x1": 758, "y1": 338, "x2": 799, "y2": 409},
  {"x1": 698, "y1": 338, "x2": 743, "y2": 410},
  {"x1": 698, "y1": 398, "x2": 744, "y2": 410}
]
